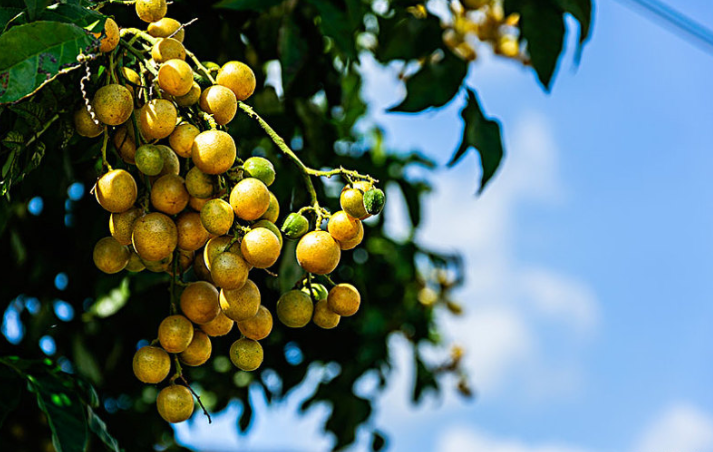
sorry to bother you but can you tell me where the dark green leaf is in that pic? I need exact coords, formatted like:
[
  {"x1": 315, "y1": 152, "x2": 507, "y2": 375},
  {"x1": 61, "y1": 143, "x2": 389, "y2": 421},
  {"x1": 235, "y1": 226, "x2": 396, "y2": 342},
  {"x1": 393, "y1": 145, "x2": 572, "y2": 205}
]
[
  {"x1": 39, "y1": 4, "x2": 107, "y2": 32},
  {"x1": 412, "y1": 352, "x2": 438, "y2": 403},
  {"x1": 307, "y1": 0, "x2": 357, "y2": 58},
  {"x1": 278, "y1": 17, "x2": 308, "y2": 90},
  {"x1": 237, "y1": 398, "x2": 253, "y2": 432},
  {"x1": 388, "y1": 51, "x2": 467, "y2": 113},
  {"x1": 0, "y1": 21, "x2": 96, "y2": 104},
  {"x1": 23, "y1": 0, "x2": 50, "y2": 22},
  {"x1": 0, "y1": 363, "x2": 23, "y2": 428},
  {"x1": 213, "y1": 0, "x2": 285, "y2": 11},
  {"x1": 556, "y1": 0, "x2": 592, "y2": 61},
  {"x1": 87, "y1": 407, "x2": 120, "y2": 452},
  {"x1": 0, "y1": 7, "x2": 23, "y2": 30},
  {"x1": 449, "y1": 89, "x2": 504, "y2": 193},
  {"x1": 375, "y1": 12, "x2": 442, "y2": 62}
]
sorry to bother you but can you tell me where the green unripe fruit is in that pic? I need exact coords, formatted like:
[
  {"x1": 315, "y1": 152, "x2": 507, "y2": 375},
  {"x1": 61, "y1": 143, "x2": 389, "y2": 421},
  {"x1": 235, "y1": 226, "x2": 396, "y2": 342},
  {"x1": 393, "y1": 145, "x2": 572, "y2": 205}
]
[
  {"x1": 229, "y1": 338, "x2": 263, "y2": 371},
  {"x1": 301, "y1": 283, "x2": 329, "y2": 301},
  {"x1": 135, "y1": 144, "x2": 164, "y2": 176},
  {"x1": 363, "y1": 188, "x2": 385, "y2": 215},
  {"x1": 276, "y1": 290, "x2": 314, "y2": 328},
  {"x1": 281, "y1": 213, "x2": 309, "y2": 240},
  {"x1": 243, "y1": 157, "x2": 276, "y2": 187}
]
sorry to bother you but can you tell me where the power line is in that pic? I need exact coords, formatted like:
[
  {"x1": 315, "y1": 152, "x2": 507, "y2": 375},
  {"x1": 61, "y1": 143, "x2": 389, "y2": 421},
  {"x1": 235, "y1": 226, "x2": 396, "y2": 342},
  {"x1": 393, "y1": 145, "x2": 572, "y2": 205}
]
[{"x1": 613, "y1": 0, "x2": 713, "y2": 55}]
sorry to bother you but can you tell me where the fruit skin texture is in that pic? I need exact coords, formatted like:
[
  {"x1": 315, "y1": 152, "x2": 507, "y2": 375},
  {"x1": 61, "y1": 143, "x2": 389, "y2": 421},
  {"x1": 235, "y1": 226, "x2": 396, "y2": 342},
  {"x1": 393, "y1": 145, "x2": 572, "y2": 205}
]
[
  {"x1": 240, "y1": 227, "x2": 281, "y2": 268},
  {"x1": 200, "y1": 199, "x2": 234, "y2": 236},
  {"x1": 276, "y1": 290, "x2": 314, "y2": 328},
  {"x1": 151, "y1": 37, "x2": 185, "y2": 63},
  {"x1": 154, "y1": 145, "x2": 180, "y2": 178},
  {"x1": 158, "y1": 315, "x2": 194, "y2": 353},
  {"x1": 328, "y1": 283, "x2": 361, "y2": 317},
  {"x1": 180, "y1": 281, "x2": 220, "y2": 325},
  {"x1": 113, "y1": 126, "x2": 137, "y2": 164},
  {"x1": 97, "y1": 18, "x2": 120, "y2": 53},
  {"x1": 185, "y1": 167, "x2": 214, "y2": 199},
  {"x1": 191, "y1": 129, "x2": 236, "y2": 175},
  {"x1": 296, "y1": 230, "x2": 341, "y2": 275},
  {"x1": 229, "y1": 178, "x2": 270, "y2": 221},
  {"x1": 199, "y1": 85, "x2": 237, "y2": 126},
  {"x1": 148, "y1": 17, "x2": 185, "y2": 42},
  {"x1": 210, "y1": 252, "x2": 249, "y2": 290},
  {"x1": 93, "y1": 237, "x2": 130, "y2": 274},
  {"x1": 237, "y1": 305, "x2": 273, "y2": 340},
  {"x1": 126, "y1": 252, "x2": 146, "y2": 272},
  {"x1": 242, "y1": 157, "x2": 275, "y2": 186},
  {"x1": 136, "y1": 0, "x2": 167, "y2": 23},
  {"x1": 109, "y1": 207, "x2": 142, "y2": 246},
  {"x1": 336, "y1": 220, "x2": 364, "y2": 251},
  {"x1": 313, "y1": 298, "x2": 340, "y2": 329},
  {"x1": 220, "y1": 280, "x2": 260, "y2": 322},
  {"x1": 156, "y1": 385, "x2": 194, "y2": 424},
  {"x1": 174, "y1": 82, "x2": 201, "y2": 107},
  {"x1": 133, "y1": 346, "x2": 170, "y2": 384},
  {"x1": 203, "y1": 236, "x2": 240, "y2": 270},
  {"x1": 151, "y1": 174, "x2": 189, "y2": 215},
  {"x1": 216, "y1": 61, "x2": 256, "y2": 101},
  {"x1": 74, "y1": 107, "x2": 103, "y2": 138},
  {"x1": 259, "y1": 192, "x2": 280, "y2": 223},
  {"x1": 327, "y1": 210, "x2": 361, "y2": 242},
  {"x1": 179, "y1": 329, "x2": 212, "y2": 366},
  {"x1": 199, "y1": 311, "x2": 234, "y2": 337},
  {"x1": 92, "y1": 84, "x2": 133, "y2": 126},
  {"x1": 139, "y1": 99, "x2": 177, "y2": 140},
  {"x1": 132, "y1": 212, "x2": 177, "y2": 261},
  {"x1": 95, "y1": 169, "x2": 137, "y2": 213},
  {"x1": 135, "y1": 144, "x2": 164, "y2": 176},
  {"x1": 230, "y1": 338, "x2": 263, "y2": 371},
  {"x1": 169, "y1": 123, "x2": 200, "y2": 158},
  {"x1": 176, "y1": 211, "x2": 209, "y2": 252},
  {"x1": 158, "y1": 59, "x2": 194, "y2": 97},
  {"x1": 252, "y1": 219, "x2": 283, "y2": 247},
  {"x1": 282, "y1": 213, "x2": 309, "y2": 240},
  {"x1": 363, "y1": 188, "x2": 385, "y2": 215}
]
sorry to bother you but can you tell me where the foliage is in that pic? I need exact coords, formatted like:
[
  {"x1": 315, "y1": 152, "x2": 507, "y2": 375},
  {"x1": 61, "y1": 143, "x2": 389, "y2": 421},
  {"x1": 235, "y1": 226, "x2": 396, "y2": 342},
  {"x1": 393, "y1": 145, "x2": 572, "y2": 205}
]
[{"x1": 0, "y1": 0, "x2": 590, "y2": 451}]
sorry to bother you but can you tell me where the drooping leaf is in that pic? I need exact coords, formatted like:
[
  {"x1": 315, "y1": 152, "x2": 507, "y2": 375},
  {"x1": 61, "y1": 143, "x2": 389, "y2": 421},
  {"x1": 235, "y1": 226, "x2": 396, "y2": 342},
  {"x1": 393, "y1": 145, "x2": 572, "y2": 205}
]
[
  {"x1": 374, "y1": 11, "x2": 442, "y2": 62},
  {"x1": 85, "y1": 276, "x2": 130, "y2": 319},
  {"x1": 213, "y1": 0, "x2": 285, "y2": 12},
  {"x1": 388, "y1": 51, "x2": 467, "y2": 113},
  {"x1": 38, "y1": 4, "x2": 107, "y2": 32},
  {"x1": 87, "y1": 407, "x2": 120, "y2": 452},
  {"x1": 23, "y1": 0, "x2": 50, "y2": 22},
  {"x1": 0, "y1": 363, "x2": 23, "y2": 428},
  {"x1": 0, "y1": 21, "x2": 96, "y2": 104},
  {"x1": 449, "y1": 89, "x2": 504, "y2": 193}
]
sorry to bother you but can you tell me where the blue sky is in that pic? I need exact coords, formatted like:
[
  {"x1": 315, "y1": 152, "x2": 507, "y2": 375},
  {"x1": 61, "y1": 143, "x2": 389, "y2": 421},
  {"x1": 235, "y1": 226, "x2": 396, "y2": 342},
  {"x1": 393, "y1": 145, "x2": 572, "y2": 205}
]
[{"x1": 177, "y1": 1, "x2": 713, "y2": 451}]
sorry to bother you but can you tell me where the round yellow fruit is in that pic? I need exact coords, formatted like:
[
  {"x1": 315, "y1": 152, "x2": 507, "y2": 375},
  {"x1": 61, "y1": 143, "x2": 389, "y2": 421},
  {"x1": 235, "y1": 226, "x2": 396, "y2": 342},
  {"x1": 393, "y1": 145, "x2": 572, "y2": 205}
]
[
  {"x1": 276, "y1": 290, "x2": 313, "y2": 328},
  {"x1": 93, "y1": 237, "x2": 129, "y2": 274},
  {"x1": 96, "y1": 18, "x2": 119, "y2": 53},
  {"x1": 229, "y1": 338, "x2": 263, "y2": 371},
  {"x1": 151, "y1": 37, "x2": 185, "y2": 63},
  {"x1": 95, "y1": 169, "x2": 137, "y2": 213},
  {"x1": 132, "y1": 212, "x2": 177, "y2": 261},
  {"x1": 340, "y1": 185, "x2": 370, "y2": 220},
  {"x1": 179, "y1": 329, "x2": 212, "y2": 366},
  {"x1": 158, "y1": 59, "x2": 193, "y2": 97},
  {"x1": 151, "y1": 174, "x2": 189, "y2": 215},
  {"x1": 191, "y1": 130, "x2": 236, "y2": 175},
  {"x1": 169, "y1": 123, "x2": 200, "y2": 158},
  {"x1": 139, "y1": 99, "x2": 177, "y2": 140},
  {"x1": 252, "y1": 219, "x2": 283, "y2": 247},
  {"x1": 216, "y1": 61, "x2": 256, "y2": 101},
  {"x1": 327, "y1": 283, "x2": 361, "y2": 317},
  {"x1": 200, "y1": 199, "x2": 234, "y2": 236},
  {"x1": 199, "y1": 85, "x2": 237, "y2": 126},
  {"x1": 126, "y1": 252, "x2": 146, "y2": 272},
  {"x1": 158, "y1": 315, "x2": 194, "y2": 353},
  {"x1": 135, "y1": 0, "x2": 167, "y2": 23},
  {"x1": 133, "y1": 345, "x2": 170, "y2": 384},
  {"x1": 296, "y1": 230, "x2": 341, "y2": 275},
  {"x1": 109, "y1": 207, "x2": 142, "y2": 246},
  {"x1": 237, "y1": 305, "x2": 272, "y2": 341},
  {"x1": 327, "y1": 210, "x2": 361, "y2": 242},
  {"x1": 174, "y1": 82, "x2": 201, "y2": 107},
  {"x1": 154, "y1": 145, "x2": 180, "y2": 178},
  {"x1": 259, "y1": 192, "x2": 280, "y2": 223},
  {"x1": 203, "y1": 235, "x2": 239, "y2": 270},
  {"x1": 211, "y1": 252, "x2": 249, "y2": 290},
  {"x1": 113, "y1": 125, "x2": 136, "y2": 164},
  {"x1": 229, "y1": 178, "x2": 270, "y2": 221},
  {"x1": 73, "y1": 107, "x2": 103, "y2": 138},
  {"x1": 185, "y1": 166, "x2": 214, "y2": 199},
  {"x1": 156, "y1": 385, "x2": 194, "y2": 424},
  {"x1": 176, "y1": 211, "x2": 209, "y2": 251},
  {"x1": 240, "y1": 227, "x2": 281, "y2": 268},
  {"x1": 180, "y1": 281, "x2": 220, "y2": 325},
  {"x1": 219, "y1": 279, "x2": 260, "y2": 322},
  {"x1": 336, "y1": 220, "x2": 364, "y2": 250},
  {"x1": 313, "y1": 298, "x2": 340, "y2": 329},
  {"x1": 92, "y1": 84, "x2": 133, "y2": 126},
  {"x1": 193, "y1": 252, "x2": 213, "y2": 283},
  {"x1": 148, "y1": 17, "x2": 185, "y2": 42},
  {"x1": 199, "y1": 311, "x2": 234, "y2": 337}
]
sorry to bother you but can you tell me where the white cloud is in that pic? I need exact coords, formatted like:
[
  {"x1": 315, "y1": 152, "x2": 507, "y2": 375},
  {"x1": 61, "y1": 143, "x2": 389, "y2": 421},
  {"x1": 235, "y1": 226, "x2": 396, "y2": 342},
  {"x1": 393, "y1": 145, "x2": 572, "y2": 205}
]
[{"x1": 634, "y1": 403, "x2": 713, "y2": 452}]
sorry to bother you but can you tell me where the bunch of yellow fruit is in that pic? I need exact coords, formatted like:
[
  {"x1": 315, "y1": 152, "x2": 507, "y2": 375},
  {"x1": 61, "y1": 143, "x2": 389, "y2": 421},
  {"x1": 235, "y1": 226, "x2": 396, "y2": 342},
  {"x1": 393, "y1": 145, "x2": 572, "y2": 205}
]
[{"x1": 82, "y1": 0, "x2": 384, "y2": 424}]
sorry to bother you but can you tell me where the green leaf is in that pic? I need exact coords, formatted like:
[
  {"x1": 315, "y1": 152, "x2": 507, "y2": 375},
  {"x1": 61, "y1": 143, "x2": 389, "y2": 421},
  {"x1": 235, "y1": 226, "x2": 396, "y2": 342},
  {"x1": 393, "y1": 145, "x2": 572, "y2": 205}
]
[
  {"x1": 39, "y1": 4, "x2": 107, "y2": 32},
  {"x1": 85, "y1": 276, "x2": 130, "y2": 319},
  {"x1": 307, "y1": 0, "x2": 357, "y2": 58},
  {"x1": 278, "y1": 17, "x2": 308, "y2": 90},
  {"x1": 449, "y1": 89, "x2": 504, "y2": 193},
  {"x1": 213, "y1": 0, "x2": 285, "y2": 11},
  {"x1": 0, "y1": 21, "x2": 96, "y2": 104},
  {"x1": 87, "y1": 407, "x2": 120, "y2": 452},
  {"x1": 374, "y1": 12, "x2": 442, "y2": 62},
  {"x1": 0, "y1": 363, "x2": 23, "y2": 428},
  {"x1": 0, "y1": 7, "x2": 23, "y2": 30},
  {"x1": 412, "y1": 352, "x2": 438, "y2": 403},
  {"x1": 23, "y1": 0, "x2": 51, "y2": 22},
  {"x1": 388, "y1": 51, "x2": 467, "y2": 113},
  {"x1": 72, "y1": 334, "x2": 103, "y2": 386},
  {"x1": 556, "y1": 0, "x2": 592, "y2": 61}
]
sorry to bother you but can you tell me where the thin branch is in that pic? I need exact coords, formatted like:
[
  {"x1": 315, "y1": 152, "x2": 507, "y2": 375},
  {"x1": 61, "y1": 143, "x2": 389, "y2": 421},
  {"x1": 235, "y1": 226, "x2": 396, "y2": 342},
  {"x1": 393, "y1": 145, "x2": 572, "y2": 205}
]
[{"x1": 180, "y1": 375, "x2": 212, "y2": 424}]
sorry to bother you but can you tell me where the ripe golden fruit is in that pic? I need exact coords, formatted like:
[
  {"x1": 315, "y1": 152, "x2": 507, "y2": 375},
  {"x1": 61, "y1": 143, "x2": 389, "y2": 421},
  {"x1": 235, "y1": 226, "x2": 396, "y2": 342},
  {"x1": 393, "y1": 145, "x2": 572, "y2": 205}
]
[
  {"x1": 229, "y1": 178, "x2": 270, "y2": 221},
  {"x1": 203, "y1": 235, "x2": 239, "y2": 270},
  {"x1": 259, "y1": 192, "x2": 280, "y2": 223},
  {"x1": 174, "y1": 82, "x2": 201, "y2": 107},
  {"x1": 176, "y1": 211, "x2": 209, "y2": 251},
  {"x1": 327, "y1": 210, "x2": 361, "y2": 242},
  {"x1": 158, "y1": 315, "x2": 194, "y2": 353},
  {"x1": 120, "y1": 67, "x2": 141, "y2": 98},
  {"x1": 191, "y1": 130, "x2": 236, "y2": 175},
  {"x1": 156, "y1": 385, "x2": 194, "y2": 424},
  {"x1": 139, "y1": 99, "x2": 177, "y2": 140},
  {"x1": 216, "y1": 61, "x2": 256, "y2": 101},
  {"x1": 95, "y1": 169, "x2": 137, "y2": 213},
  {"x1": 151, "y1": 38, "x2": 186, "y2": 63},
  {"x1": 200, "y1": 199, "x2": 234, "y2": 236},
  {"x1": 142, "y1": 254, "x2": 172, "y2": 273},
  {"x1": 189, "y1": 195, "x2": 211, "y2": 212},
  {"x1": 252, "y1": 219, "x2": 283, "y2": 247},
  {"x1": 109, "y1": 206, "x2": 142, "y2": 246},
  {"x1": 96, "y1": 18, "x2": 120, "y2": 53},
  {"x1": 180, "y1": 281, "x2": 220, "y2": 324},
  {"x1": 151, "y1": 174, "x2": 189, "y2": 215},
  {"x1": 126, "y1": 252, "x2": 146, "y2": 272},
  {"x1": 92, "y1": 84, "x2": 133, "y2": 126},
  {"x1": 296, "y1": 230, "x2": 341, "y2": 275},
  {"x1": 220, "y1": 280, "x2": 260, "y2": 322},
  {"x1": 73, "y1": 107, "x2": 103, "y2": 138},
  {"x1": 211, "y1": 252, "x2": 249, "y2": 290},
  {"x1": 327, "y1": 283, "x2": 360, "y2": 317},
  {"x1": 136, "y1": 0, "x2": 167, "y2": 23},
  {"x1": 193, "y1": 252, "x2": 213, "y2": 283},
  {"x1": 276, "y1": 290, "x2": 314, "y2": 328},
  {"x1": 154, "y1": 145, "x2": 180, "y2": 178},
  {"x1": 340, "y1": 185, "x2": 369, "y2": 220},
  {"x1": 133, "y1": 346, "x2": 170, "y2": 384},
  {"x1": 237, "y1": 305, "x2": 273, "y2": 341},
  {"x1": 336, "y1": 220, "x2": 363, "y2": 250},
  {"x1": 229, "y1": 338, "x2": 263, "y2": 371},
  {"x1": 185, "y1": 167, "x2": 214, "y2": 199},
  {"x1": 240, "y1": 227, "x2": 281, "y2": 268},
  {"x1": 148, "y1": 17, "x2": 185, "y2": 42},
  {"x1": 169, "y1": 123, "x2": 200, "y2": 158},
  {"x1": 113, "y1": 125, "x2": 136, "y2": 164},
  {"x1": 158, "y1": 59, "x2": 193, "y2": 97},
  {"x1": 132, "y1": 212, "x2": 177, "y2": 261},
  {"x1": 199, "y1": 85, "x2": 237, "y2": 126},
  {"x1": 93, "y1": 237, "x2": 130, "y2": 274},
  {"x1": 313, "y1": 298, "x2": 340, "y2": 329},
  {"x1": 179, "y1": 329, "x2": 212, "y2": 366},
  {"x1": 242, "y1": 157, "x2": 275, "y2": 186},
  {"x1": 135, "y1": 144, "x2": 165, "y2": 176},
  {"x1": 199, "y1": 311, "x2": 234, "y2": 337},
  {"x1": 169, "y1": 249, "x2": 195, "y2": 276}
]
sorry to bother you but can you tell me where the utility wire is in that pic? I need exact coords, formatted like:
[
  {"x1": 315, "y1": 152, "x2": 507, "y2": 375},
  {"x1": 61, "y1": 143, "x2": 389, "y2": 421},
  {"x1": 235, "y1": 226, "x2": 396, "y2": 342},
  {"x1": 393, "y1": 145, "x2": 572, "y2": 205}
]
[{"x1": 613, "y1": 0, "x2": 713, "y2": 55}]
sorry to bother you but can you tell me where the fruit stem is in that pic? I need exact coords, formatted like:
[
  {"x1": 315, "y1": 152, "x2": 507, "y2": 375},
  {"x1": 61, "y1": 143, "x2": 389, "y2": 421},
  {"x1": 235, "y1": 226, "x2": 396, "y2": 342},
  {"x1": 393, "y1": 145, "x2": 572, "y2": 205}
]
[
  {"x1": 119, "y1": 28, "x2": 158, "y2": 46},
  {"x1": 179, "y1": 374, "x2": 212, "y2": 424},
  {"x1": 25, "y1": 114, "x2": 59, "y2": 149},
  {"x1": 170, "y1": 248, "x2": 180, "y2": 314},
  {"x1": 100, "y1": 128, "x2": 112, "y2": 171},
  {"x1": 185, "y1": 49, "x2": 215, "y2": 84},
  {"x1": 118, "y1": 39, "x2": 158, "y2": 78}
]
